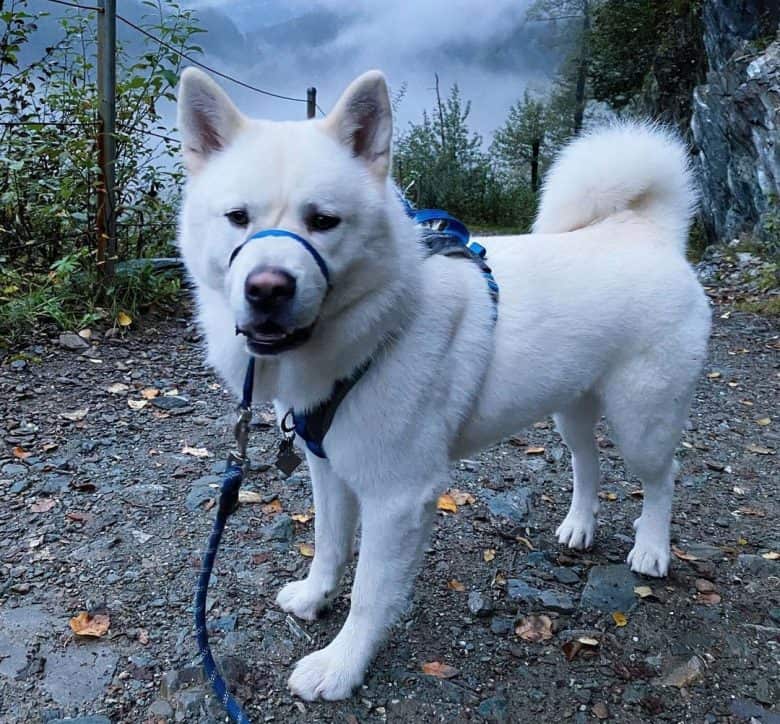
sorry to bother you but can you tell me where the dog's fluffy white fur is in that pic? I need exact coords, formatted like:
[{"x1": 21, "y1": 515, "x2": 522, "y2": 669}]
[{"x1": 176, "y1": 68, "x2": 711, "y2": 701}]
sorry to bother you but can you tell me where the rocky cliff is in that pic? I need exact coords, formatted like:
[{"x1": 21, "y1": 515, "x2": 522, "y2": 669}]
[{"x1": 691, "y1": 0, "x2": 780, "y2": 248}]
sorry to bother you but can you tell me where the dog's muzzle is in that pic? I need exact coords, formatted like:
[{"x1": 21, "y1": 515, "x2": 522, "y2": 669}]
[{"x1": 230, "y1": 229, "x2": 331, "y2": 355}]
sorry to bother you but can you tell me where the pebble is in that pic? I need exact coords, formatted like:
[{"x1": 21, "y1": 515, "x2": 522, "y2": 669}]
[
  {"x1": 485, "y1": 488, "x2": 533, "y2": 525},
  {"x1": 148, "y1": 699, "x2": 174, "y2": 719},
  {"x1": 48, "y1": 718, "x2": 111, "y2": 724},
  {"x1": 58, "y1": 332, "x2": 90, "y2": 351},
  {"x1": 262, "y1": 513, "x2": 293, "y2": 542},
  {"x1": 552, "y1": 566, "x2": 580, "y2": 584},
  {"x1": 490, "y1": 617, "x2": 514, "y2": 635},
  {"x1": 468, "y1": 590, "x2": 494, "y2": 617},
  {"x1": 737, "y1": 554, "x2": 778, "y2": 577},
  {"x1": 10, "y1": 359, "x2": 27, "y2": 371}
]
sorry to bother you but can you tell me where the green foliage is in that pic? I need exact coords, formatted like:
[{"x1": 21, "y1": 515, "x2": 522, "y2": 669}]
[
  {"x1": 588, "y1": 0, "x2": 704, "y2": 131},
  {"x1": 0, "y1": 0, "x2": 198, "y2": 344}
]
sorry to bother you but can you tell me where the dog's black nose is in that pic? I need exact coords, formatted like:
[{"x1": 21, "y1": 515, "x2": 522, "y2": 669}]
[{"x1": 244, "y1": 266, "x2": 296, "y2": 311}]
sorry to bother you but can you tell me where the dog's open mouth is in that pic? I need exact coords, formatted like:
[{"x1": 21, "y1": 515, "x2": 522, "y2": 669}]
[{"x1": 236, "y1": 320, "x2": 315, "y2": 355}]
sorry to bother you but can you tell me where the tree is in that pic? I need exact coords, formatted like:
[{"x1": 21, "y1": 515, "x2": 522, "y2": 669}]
[{"x1": 491, "y1": 91, "x2": 548, "y2": 192}]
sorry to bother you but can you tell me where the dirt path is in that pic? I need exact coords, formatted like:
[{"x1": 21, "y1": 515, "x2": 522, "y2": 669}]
[{"x1": 1, "y1": 279, "x2": 778, "y2": 723}]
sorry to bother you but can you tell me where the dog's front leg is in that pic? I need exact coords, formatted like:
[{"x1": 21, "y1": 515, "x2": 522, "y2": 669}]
[
  {"x1": 288, "y1": 490, "x2": 438, "y2": 701},
  {"x1": 276, "y1": 456, "x2": 358, "y2": 620}
]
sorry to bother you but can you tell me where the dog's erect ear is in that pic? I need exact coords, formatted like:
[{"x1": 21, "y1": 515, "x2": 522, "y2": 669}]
[
  {"x1": 324, "y1": 70, "x2": 392, "y2": 178},
  {"x1": 177, "y1": 67, "x2": 245, "y2": 174}
]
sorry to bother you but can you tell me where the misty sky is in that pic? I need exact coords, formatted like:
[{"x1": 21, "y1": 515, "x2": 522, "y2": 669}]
[{"x1": 26, "y1": 0, "x2": 569, "y2": 142}]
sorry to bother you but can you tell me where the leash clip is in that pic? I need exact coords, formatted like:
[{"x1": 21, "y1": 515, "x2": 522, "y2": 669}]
[{"x1": 227, "y1": 405, "x2": 252, "y2": 469}]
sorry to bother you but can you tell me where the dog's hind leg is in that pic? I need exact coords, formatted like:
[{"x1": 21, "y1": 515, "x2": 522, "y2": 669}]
[
  {"x1": 554, "y1": 393, "x2": 601, "y2": 550},
  {"x1": 602, "y1": 358, "x2": 699, "y2": 577},
  {"x1": 276, "y1": 455, "x2": 358, "y2": 621},
  {"x1": 287, "y1": 485, "x2": 440, "y2": 701}
]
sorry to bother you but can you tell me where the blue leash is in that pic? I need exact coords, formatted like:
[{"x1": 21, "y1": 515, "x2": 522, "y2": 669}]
[{"x1": 194, "y1": 358, "x2": 255, "y2": 724}]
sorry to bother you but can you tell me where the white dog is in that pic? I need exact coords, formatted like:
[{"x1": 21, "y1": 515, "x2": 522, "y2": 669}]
[{"x1": 176, "y1": 67, "x2": 711, "y2": 701}]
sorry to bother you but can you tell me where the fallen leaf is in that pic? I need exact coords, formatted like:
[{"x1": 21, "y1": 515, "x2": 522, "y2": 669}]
[
  {"x1": 262, "y1": 498, "x2": 283, "y2": 515},
  {"x1": 447, "y1": 579, "x2": 465, "y2": 592},
  {"x1": 746, "y1": 443, "x2": 774, "y2": 455},
  {"x1": 592, "y1": 702, "x2": 609, "y2": 720},
  {"x1": 30, "y1": 499, "x2": 55, "y2": 513},
  {"x1": 127, "y1": 399, "x2": 148, "y2": 411},
  {"x1": 298, "y1": 543, "x2": 315, "y2": 557},
  {"x1": 13, "y1": 446, "x2": 31, "y2": 460},
  {"x1": 736, "y1": 506, "x2": 765, "y2": 517},
  {"x1": 756, "y1": 417, "x2": 771, "y2": 426},
  {"x1": 525, "y1": 446, "x2": 545, "y2": 455},
  {"x1": 515, "y1": 614, "x2": 554, "y2": 642},
  {"x1": 291, "y1": 511, "x2": 314, "y2": 523},
  {"x1": 658, "y1": 655, "x2": 705, "y2": 688},
  {"x1": 516, "y1": 536, "x2": 535, "y2": 550},
  {"x1": 696, "y1": 591, "x2": 721, "y2": 605},
  {"x1": 761, "y1": 551, "x2": 780, "y2": 560},
  {"x1": 69, "y1": 611, "x2": 110, "y2": 638},
  {"x1": 437, "y1": 493, "x2": 458, "y2": 513},
  {"x1": 450, "y1": 489, "x2": 476, "y2": 506},
  {"x1": 66, "y1": 511, "x2": 93, "y2": 524},
  {"x1": 612, "y1": 611, "x2": 628, "y2": 627},
  {"x1": 705, "y1": 460, "x2": 725, "y2": 472},
  {"x1": 562, "y1": 636, "x2": 599, "y2": 662},
  {"x1": 737, "y1": 536, "x2": 748, "y2": 546},
  {"x1": 181, "y1": 445, "x2": 211, "y2": 458},
  {"x1": 421, "y1": 662, "x2": 458, "y2": 679},
  {"x1": 739, "y1": 399, "x2": 754, "y2": 406},
  {"x1": 541, "y1": 493, "x2": 555, "y2": 503},
  {"x1": 634, "y1": 585, "x2": 654, "y2": 599},
  {"x1": 41, "y1": 442, "x2": 58, "y2": 452},
  {"x1": 599, "y1": 491, "x2": 618, "y2": 501},
  {"x1": 707, "y1": 371, "x2": 721, "y2": 379},
  {"x1": 106, "y1": 382, "x2": 129, "y2": 394},
  {"x1": 117, "y1": 311, "x2": 132, "y2": 327},
  {"x1": 483, "y1": 548, "x2": 496, "y2": 563},
  {"x1": 138, "y1": 628, "x2": 149, "y2": 645},
  {"x1": 629, "y1": 489, "x2": 644, "y2": 498},
  {"x1": 140, "y1": 387, "x2": 160, "y2": 400},
  {"x1": 672, "y1": 546, "x2": 700, "y2": 562},
  {"x1": 238, "y1": 490, "x2": 263, "y2": 504},
  {"x1": 60, "y1": 408, "x2": 88, "y2": 422}
]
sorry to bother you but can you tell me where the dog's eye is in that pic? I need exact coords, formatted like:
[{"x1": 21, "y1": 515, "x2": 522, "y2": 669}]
[
  {"x1": 225, "y1": 208, "x2": 249, "y2": 227},
  {"x1": 307, "y1": 213, "x2": 341, "y2": 233}
]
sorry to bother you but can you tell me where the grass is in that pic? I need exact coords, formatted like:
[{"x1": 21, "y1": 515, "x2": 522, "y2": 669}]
[
  {"x1": 0, "y1": 253, "x2": 181, "y2": 349},
  {"x1": 735, "y1": 296, "x2": 780, "y2": 316}
]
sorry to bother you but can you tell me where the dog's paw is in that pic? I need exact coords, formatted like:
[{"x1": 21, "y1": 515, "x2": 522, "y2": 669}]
[
  {"x1": 288, "y1": 643, "x2": 364, "y2": 701},
  {"x1": 628, "y1": 515, "x2": 671, "y2": 577},
  {"x1": 556, "y1": 509, "x2": 597, "y2": 550},
  {"x1": 276, "y1": 579, "x2": 333, "y2": 621}
]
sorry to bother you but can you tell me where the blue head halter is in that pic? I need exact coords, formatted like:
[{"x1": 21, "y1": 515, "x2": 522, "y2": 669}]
[{"x1": 228, "y1": 228, "x2": 331, "y2": 287}]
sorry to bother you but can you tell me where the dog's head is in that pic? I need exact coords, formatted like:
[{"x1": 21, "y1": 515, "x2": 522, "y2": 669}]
[{"x1": 177, "y1": 68, "x2": 396, "y2": 356}]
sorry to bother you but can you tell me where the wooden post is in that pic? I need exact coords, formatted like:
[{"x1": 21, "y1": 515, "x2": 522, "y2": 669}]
[
  {"x1": 307, "y1": 87, "x2": 316, "y2": 119},
  {"x1": 97, "y1": 0, "x2": 117, "y2": 278}
]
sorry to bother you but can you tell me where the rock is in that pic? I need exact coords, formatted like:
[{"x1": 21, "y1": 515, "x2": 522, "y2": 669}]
[
  {"x1": 737, "y1": 554, "x2": 778, "y2": 577},
  {"x1": 185, "y1": 486, "x2": 214, "y2": 511},
  {"x1": 538, "y1": 590, "x2": 577, "y2": 614},
  {"x1": 151, "y1": 395, "x2": 192, "y2": 411},
  {"x1": 525, "y1": 551, "x2": 553, "y2": 570},
  {"x1": 43, "y1": 645, "x2": 118, "y2": 706},
  {"x1": 174, "y1": 688, "x2": 206, "y2": 721},
  {"x1": 730, "y1": 698, "x2": 780, "y2": 722},
  {"x1": 58, "y1": 332, "x2": 90, "y2": 351},
  {"x1": 477, "y1": 694, "x2": 508, "y2": 723},
  {"x1": 485, "y1": 488, "x2": 533, "y2": 526},
  {"x1": 10, "y1": 359, "x2": 27, "y2": 371},
  {"x1": 262, "y1": 513, "x2": 293, "y2": 542},
  {"x1": 506, "y1": 580, "x2": 542, "y2": 604},
  {"x1": 552, "y1": 566, "x2": 580, "y2": 584},
  {"x1": 9, "y1": 479, "x2": 31, "y2": 494},
  {"x1": 3, "y1": 463, "x2": 28, "y2": 477},
  {"x1": 580, "y1": 565, "x2": 640, "y2": 612},
  {"x1": 148, "y1": 700, "x2": 174, "y2": 719},
  {"x1": 490, "y1": 617, "x2": 514, "y2": 636},
  {"x1": 47, "y1": 718, "x2": 111, "y2": 724},
  {"x1": 468, "y1": 591, "x2": 494, "y2": 617},
  {"x1": 754, "y1": 677, "x2": 776, "y2": 706},
  {"x1": 691, "y1": 1, "x2": 780, "y2": 247}
]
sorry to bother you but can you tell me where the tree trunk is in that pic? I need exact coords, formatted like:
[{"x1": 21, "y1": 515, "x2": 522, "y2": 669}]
[
  {"x1": 573, "y1": 0, "x2": 590, "y2": 134},
  {"x1": 531, "y1": 138, "x2": 541, "y2": 193}
]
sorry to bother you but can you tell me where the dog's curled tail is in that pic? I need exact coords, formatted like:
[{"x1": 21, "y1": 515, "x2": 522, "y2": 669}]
[{"x1": 532, "y1": 121, "x2": 696, "y2": 252}]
